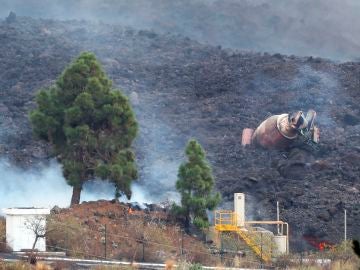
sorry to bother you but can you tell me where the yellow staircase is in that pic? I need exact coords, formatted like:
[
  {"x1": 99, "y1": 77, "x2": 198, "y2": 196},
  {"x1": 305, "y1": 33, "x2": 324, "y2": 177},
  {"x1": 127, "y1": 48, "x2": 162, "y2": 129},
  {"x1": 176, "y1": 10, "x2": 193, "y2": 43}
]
[{"x1": 214, "y1": 211, "x2": 272, "y2": 263}]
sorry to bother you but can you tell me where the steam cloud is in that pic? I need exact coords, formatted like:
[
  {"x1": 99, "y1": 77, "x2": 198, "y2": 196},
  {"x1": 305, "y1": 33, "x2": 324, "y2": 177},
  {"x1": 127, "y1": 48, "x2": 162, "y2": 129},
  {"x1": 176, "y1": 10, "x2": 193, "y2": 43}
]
[{"x1": 1, "y1": 0, "x2": 360, "y2": 61}]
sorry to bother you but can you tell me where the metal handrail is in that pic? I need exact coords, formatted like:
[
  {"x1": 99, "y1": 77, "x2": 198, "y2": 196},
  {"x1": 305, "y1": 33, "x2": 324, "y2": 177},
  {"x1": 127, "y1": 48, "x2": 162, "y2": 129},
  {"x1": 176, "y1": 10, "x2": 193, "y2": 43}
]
[{"x1": 214, "y1": 210, "x2": 272, "y2": 263}]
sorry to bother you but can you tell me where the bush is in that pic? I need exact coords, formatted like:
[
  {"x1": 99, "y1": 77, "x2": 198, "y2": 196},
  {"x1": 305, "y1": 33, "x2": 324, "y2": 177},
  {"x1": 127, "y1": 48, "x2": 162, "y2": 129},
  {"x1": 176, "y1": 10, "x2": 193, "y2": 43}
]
[
  {"x1": 46, "y1": 215, "x2": 90, "y2": 258},
  {"x1": 189, "y1": 263, "x2": 203, "y2": 270}
]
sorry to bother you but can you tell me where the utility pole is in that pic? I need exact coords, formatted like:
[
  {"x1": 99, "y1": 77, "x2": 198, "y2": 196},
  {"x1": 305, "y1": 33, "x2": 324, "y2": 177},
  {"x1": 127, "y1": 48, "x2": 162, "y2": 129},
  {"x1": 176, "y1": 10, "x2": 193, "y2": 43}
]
[
  {"x1": 344, "y1": 209, "x2": 347, "y2": 243},
  {"x1": 260, "y1": 232, "x2": 263, "y2": 269},
  {"x1": 65, "y1": 231, "x2": 68, "y2": 256},
  {"x1": 181, "y1": 229, "x2": 184, "y2": 256},
  {"x1": 142, "y1": 218, "x2": 146, "y2": 262},
  {"x1": 142, "y1": 237, "x2": 145, "y2": 262},
  {"x1": 277, "y1": 201, "x2": 280, "y2": 235},
  {"x1": 104, "y1": 224, "x2": 107, "y2": 259}
]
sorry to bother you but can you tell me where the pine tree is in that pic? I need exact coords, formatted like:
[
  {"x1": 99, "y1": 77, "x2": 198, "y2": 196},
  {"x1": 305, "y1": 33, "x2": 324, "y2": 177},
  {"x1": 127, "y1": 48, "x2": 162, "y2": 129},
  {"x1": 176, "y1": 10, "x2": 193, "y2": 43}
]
[
  {"x1": 174, "y1": 139, "x2": 221, "y2": 229},
  {"x1": 30, "y1": 52, "x2": 138, "y2": 205}
]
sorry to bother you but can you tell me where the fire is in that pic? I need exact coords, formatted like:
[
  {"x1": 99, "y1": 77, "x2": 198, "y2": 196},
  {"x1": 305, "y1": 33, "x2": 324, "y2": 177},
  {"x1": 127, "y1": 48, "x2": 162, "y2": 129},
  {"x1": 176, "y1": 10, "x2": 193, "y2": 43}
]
[
  {"x1": 318, "y1": 242, "x2": 326, "y2": 251},
  {"x1": 303, "y1": 235, "x2": 335, "y2": 251}
]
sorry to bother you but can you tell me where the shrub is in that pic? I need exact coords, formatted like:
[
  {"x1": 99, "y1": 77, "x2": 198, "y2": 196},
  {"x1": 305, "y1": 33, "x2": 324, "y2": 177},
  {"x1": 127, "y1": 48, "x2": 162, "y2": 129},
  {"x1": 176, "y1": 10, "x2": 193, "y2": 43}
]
[{"x1": 189, "y1": 263, "x2": 203, "y2": 270}]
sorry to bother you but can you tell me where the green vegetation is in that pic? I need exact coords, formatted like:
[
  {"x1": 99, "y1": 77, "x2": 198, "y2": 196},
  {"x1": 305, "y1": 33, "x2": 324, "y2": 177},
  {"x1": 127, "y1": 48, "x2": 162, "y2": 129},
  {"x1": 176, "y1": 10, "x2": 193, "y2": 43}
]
[
  {"x1": 30, "y1": 52, "x2": 138, "y2": 205},
  {"x1": 173, "y1": 139, "x2": 220, "y2": 229},
  {"x1": 188, "y1": 263, "x2": 203, "y2": 270}
]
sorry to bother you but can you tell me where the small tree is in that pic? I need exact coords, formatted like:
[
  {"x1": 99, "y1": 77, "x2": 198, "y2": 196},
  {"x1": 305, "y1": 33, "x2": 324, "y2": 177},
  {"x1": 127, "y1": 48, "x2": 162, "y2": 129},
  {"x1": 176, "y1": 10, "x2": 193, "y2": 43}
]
[
  {"x1": 25, "y1": 217, "x2": 47, "y2": 252},
  {"x1": 174, "y1": 139, "x2": 221, "y2": 229},
  {"x1": 30, "y1": 52, "x2": 138, "y2": 205},
  {"x1": 24, "y1": 216, "x2": 55, "y2": 264}
]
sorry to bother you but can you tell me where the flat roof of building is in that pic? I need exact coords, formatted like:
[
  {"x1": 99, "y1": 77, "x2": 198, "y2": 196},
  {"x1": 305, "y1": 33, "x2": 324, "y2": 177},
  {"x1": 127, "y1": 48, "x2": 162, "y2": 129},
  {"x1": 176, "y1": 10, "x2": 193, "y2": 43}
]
[{"x1": 2, "y1": 208, "x2": 50, "y2": 215}]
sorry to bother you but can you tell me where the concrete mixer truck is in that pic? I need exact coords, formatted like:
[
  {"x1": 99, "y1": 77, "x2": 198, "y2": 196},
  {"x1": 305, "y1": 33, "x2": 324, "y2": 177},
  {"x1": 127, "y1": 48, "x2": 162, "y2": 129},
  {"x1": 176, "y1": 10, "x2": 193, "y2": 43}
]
[{"x1": 241, "y1": 110, "x2": 320, "y2": 150}]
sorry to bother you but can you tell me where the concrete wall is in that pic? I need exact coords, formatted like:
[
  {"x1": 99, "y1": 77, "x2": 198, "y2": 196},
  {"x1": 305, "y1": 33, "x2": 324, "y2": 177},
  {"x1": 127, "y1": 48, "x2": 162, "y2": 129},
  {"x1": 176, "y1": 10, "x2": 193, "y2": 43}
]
[{"x1": 3, "y1": 208, "x2": 50, "y2": 251}]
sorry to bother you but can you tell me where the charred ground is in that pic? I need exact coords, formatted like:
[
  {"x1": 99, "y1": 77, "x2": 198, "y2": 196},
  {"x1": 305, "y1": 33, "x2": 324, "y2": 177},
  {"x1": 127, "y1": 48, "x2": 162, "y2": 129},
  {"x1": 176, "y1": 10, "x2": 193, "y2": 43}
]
[{"x1": 0, "y1": 16, "x2": 359, "y2": 250}]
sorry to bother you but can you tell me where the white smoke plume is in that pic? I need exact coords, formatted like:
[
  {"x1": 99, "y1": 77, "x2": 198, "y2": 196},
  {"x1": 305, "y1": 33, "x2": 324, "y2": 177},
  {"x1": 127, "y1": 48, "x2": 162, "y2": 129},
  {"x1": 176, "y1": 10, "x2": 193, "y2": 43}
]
[
  {"x1": 0, "y1": 159, "x2": 71, "y2": 211},
  {"x1": 0, "y1": 159, "x2": 155, "y2": 213},
  {"x1": 135, "y1": 118, "x2": 183, "y2": 204}
]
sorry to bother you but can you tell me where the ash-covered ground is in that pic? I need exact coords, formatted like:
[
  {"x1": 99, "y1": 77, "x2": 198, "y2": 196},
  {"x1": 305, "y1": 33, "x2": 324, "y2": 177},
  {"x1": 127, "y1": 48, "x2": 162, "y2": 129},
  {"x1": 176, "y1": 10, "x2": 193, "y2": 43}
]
[{"x1": 0, "y1": 16, "x2": 359, "y2": 250}]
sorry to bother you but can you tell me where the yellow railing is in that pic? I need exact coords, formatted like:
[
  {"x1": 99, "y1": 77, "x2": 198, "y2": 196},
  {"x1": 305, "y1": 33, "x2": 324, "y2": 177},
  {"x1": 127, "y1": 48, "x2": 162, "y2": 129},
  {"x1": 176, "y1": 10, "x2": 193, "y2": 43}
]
[
  {"x1": 215, "y1": 210, "x2": 238, "y2": 231},
  {"x1": 237, "y1": 228, "x2": 272, "y2": 262},
  {"x1": 214, "y1": 210, "x2": 272, "y2": 263}
]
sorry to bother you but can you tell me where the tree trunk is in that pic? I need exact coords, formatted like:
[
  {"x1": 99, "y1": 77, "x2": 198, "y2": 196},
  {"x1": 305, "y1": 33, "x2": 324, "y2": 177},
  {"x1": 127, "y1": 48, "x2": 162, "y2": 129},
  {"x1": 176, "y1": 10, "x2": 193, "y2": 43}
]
[
  {"x1": 29, "y1": 236, "x2": 39, "y2": 265},
  {"x1": 184, "y1": 214, "x2": 190, "y2": 233},
  {"x1": 71, "y1": 186, "x2": 82, "y2": 206}
]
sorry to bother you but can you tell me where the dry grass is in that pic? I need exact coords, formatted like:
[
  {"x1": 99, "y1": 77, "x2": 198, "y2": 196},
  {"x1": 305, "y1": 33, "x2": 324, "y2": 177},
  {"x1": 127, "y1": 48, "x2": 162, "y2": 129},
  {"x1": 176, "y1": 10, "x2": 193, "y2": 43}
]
[
  {"x1": 45, "y1": 202, "x2": 262, "y2": 266},
  {"x1": 330, "y1": 260, "x2": 358, "y2": 270},
  {"x1": 175, "y1": 260, "x2": 192, "y2": 270},
  {"x1": 35, "y1": 263, "x2": 52, "y2": 270},
  {"x1": 0, "y1": 262, "x2": 52, "y2": 270},
  {"x1": 46, "y1": 215, "x2": 93, "y2": 258},
  {"x1": 274, "y1": 242, "x2": 360, "y2": 270}
]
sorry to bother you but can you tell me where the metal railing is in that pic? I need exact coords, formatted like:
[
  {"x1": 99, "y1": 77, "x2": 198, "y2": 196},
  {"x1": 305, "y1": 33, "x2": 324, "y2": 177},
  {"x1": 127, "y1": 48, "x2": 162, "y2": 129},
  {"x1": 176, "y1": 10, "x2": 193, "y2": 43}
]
[
  {"x1": 214, "y1": 210, "x2": 238, "y2": 231},
  {"x1": 214, "y1": 210, "x2": 275, "y2": 263}
]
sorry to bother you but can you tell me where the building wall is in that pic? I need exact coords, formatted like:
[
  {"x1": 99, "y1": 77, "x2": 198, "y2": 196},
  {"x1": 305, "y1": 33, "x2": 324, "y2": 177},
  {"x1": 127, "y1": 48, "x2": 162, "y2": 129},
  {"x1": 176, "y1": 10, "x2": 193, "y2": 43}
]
[{"x1": 3, "y1": 208, "x2": 49, "y2": 252}]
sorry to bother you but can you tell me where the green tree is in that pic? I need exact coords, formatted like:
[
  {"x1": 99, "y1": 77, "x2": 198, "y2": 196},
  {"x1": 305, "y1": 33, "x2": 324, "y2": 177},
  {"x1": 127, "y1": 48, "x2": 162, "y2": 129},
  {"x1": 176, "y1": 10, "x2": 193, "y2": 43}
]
[
  {"x1": 30, "y1": 52, "x2": 138, "y2": 205},
  {"x1": 174, "y1": 139, "x2": 221, "y2": 229}
]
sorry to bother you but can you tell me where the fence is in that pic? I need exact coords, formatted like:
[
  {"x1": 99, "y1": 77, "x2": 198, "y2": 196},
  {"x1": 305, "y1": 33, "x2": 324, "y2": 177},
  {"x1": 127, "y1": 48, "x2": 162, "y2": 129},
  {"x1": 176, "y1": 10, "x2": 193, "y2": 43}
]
[{"x1": 43, "y1": 214, "x2": 264, "y2": 269}]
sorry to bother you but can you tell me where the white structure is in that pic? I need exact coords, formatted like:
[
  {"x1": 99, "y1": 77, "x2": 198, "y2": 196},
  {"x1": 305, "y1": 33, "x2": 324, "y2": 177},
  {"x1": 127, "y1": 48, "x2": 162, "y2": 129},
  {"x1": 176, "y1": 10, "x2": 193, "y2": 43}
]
[
  {"x1": 3, "y1": 208, "x2": 50, "y2": 251},
  {"x1": 273, "y1": 235, "x2": 288, "y2": 255},
  {"x1": 234, "y1": 193, "x2": 245, "y2": 227}
]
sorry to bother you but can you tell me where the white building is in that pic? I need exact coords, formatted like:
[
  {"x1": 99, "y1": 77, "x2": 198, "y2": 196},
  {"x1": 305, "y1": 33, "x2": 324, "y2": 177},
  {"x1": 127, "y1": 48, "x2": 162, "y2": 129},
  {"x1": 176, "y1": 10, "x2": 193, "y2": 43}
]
[{"x1": 3, "y1": 208, "x2": 50, "y2": 251}]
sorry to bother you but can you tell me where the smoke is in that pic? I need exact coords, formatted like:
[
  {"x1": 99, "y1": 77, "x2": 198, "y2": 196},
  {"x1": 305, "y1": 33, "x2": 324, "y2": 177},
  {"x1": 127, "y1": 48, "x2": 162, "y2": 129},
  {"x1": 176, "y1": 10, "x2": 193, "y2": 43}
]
[
  {"x1": 289, "y1": 65, "x2": 340, "y2": 128},
  {"x1": 0, "y1": 159, "x2": 71, "y2": 211},
  {"x1": 0, "y1": 158, "x2": 155, "y2": 213},
  {"x1": 135, "y1": 111, "x2": 183, "y2": 204},
  {"x1": 81, "y1": 180, "x2": 156, "y2": 206},
  {"x1": 1, "y1": 0, "x2": 360, "y2": 61}
]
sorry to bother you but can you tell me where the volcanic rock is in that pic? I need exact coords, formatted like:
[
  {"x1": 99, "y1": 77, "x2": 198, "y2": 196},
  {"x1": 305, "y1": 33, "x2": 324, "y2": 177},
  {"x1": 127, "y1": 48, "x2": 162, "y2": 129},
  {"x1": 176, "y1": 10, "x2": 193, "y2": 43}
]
[{"x1": 0, "y1": 16, "x2": 359, "y2": 250}]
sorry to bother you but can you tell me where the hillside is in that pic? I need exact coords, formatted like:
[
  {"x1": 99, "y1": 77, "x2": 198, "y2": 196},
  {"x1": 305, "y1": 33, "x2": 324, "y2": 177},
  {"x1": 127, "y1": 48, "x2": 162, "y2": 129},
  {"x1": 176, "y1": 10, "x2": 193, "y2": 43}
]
[
  {"x1": 0, "y1": 16, "x2": 359, "y2": 251},
  {"x1": 0, "y1": 201, "x2": 260, "y2": 268},
  {"x1": 47, "y1": 201, "x2": 218, "y2": 265},
  {"x1": 2, "y1": 0, "x2": 360, "y2": 61}
]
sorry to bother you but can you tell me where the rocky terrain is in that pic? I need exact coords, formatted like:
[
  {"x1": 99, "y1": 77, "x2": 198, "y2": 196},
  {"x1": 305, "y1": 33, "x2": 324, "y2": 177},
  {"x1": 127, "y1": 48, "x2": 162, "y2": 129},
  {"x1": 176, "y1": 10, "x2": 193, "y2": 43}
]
[
  {"x1": 0, "y1": 15, "x2": 359, "y2": 251},
  {"x1": 47, "y1": 201, "x2": 220, "y2": 265}
]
